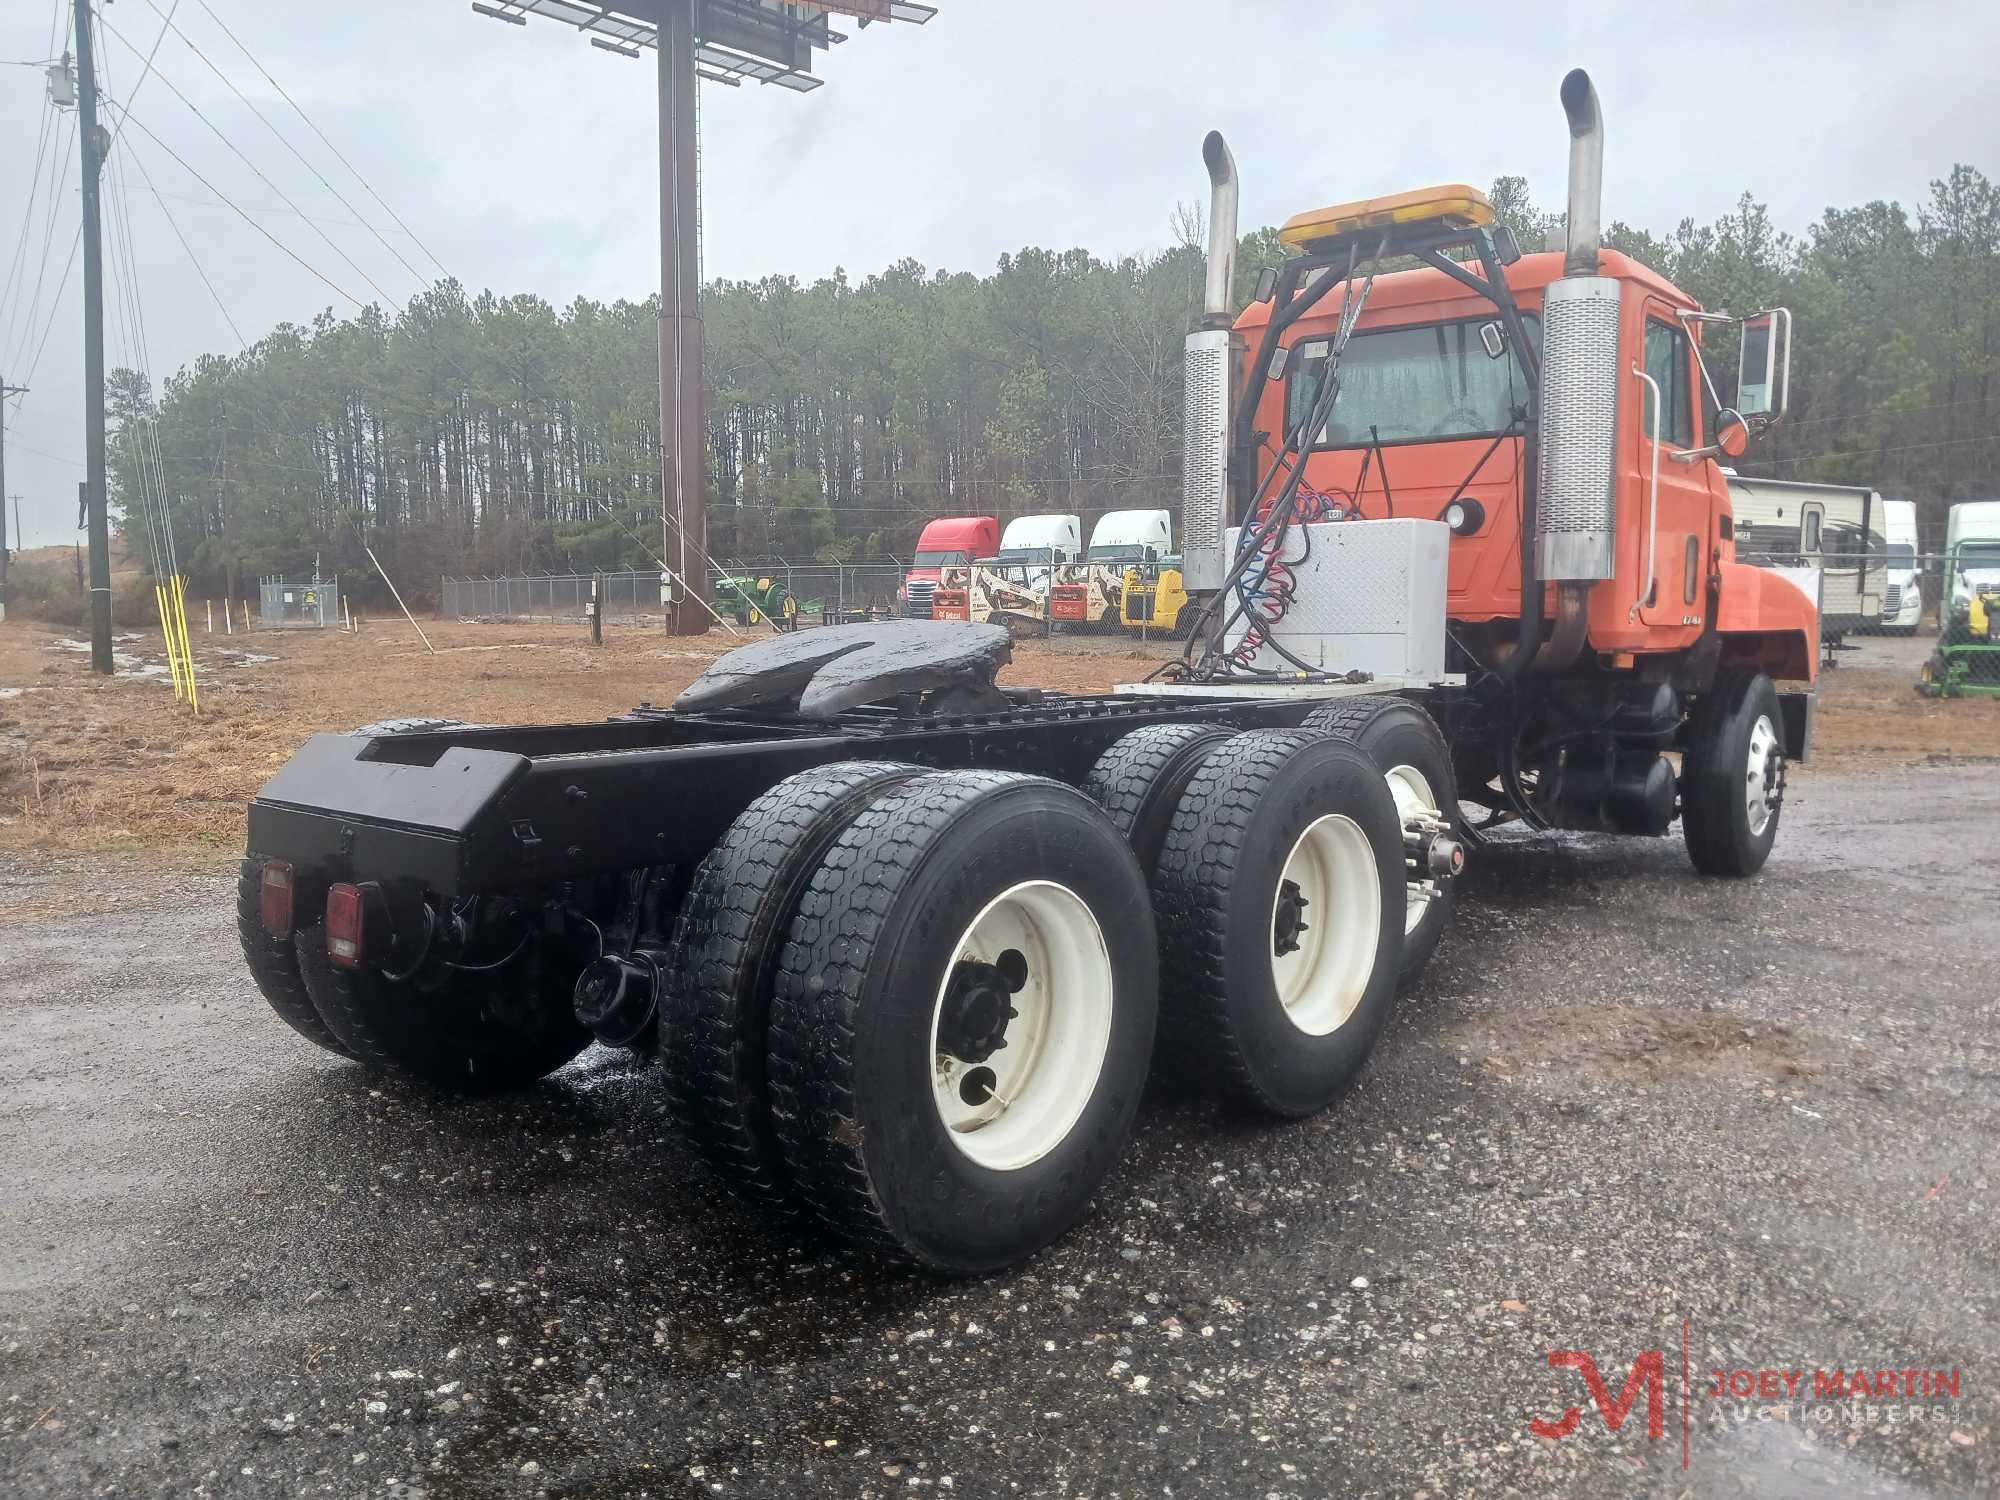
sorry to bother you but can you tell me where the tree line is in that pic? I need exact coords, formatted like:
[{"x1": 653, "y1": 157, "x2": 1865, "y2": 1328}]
[{"x1": 99, "y1": 164, "x2": 1998, "y2": 607}]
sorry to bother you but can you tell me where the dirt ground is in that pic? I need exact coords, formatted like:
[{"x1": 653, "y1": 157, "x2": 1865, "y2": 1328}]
[{"x1": 0, "y1": 614, "x2": 1990, "y2": 860}]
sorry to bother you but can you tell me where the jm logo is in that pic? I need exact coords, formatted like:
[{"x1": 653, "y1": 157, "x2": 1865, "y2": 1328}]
[{"x1": 1530, "y1": 1350, "x2": 1667, "y2": 1441}]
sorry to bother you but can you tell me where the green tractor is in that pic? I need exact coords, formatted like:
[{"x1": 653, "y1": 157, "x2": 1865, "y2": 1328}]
[
  {"x1": 716, "y1": 574, "x2": 809, "y2": 632},
  {"x1": 1917, "y1": 546, "x2": 2000, "y2": 699}
]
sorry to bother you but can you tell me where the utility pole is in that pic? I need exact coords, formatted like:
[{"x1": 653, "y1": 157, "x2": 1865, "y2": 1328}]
[
  {"x1": 76, "y1": 2, "x2": 113, "y2": 673},
  {"x1": 658, "y1": 0, "x2": 707, "y2": 636},
  {"x1": 0, "y1": 381, "x2": 26, "y2": 624}
]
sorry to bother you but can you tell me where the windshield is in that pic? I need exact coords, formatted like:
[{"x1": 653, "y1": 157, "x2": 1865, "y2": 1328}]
[
  {"x1": 1288, "y1": 314, "x2": 1541, "y2": 447},
  {"x1": 996, "y1": 548, "x2": 1056, "y2": 565},
  {"x1": 912, "y1": 550, "x2": 967, "y2": 568},
  {"x1": 1958, "y1": 543, "x2": 2000, "y2": 573},
  {"x1": 1089, "y1": 544, "x2": 1149, "y2": 563},
  {"x1": 1885, "y1": 543, "x2": 1916, "y2": 567}
]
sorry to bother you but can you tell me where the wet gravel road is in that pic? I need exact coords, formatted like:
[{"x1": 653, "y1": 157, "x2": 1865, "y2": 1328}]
[{"x1": 2, "y1": 761, "x2": 1996, "y2": 1499}]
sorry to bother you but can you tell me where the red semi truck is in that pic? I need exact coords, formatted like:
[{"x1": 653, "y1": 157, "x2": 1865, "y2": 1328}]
[{"x1": 901, "y1": 515, "x2": 999, "y2": 618}]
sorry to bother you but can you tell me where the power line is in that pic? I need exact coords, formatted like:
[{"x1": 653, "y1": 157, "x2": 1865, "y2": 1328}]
[
  {"x1": 4, "y1": 109, "x2": 77, "y2": 375},
  {"x1": 109, "y1": 105, "x2": 364, "y2": 310},
  {"x1": 190, "y1": 0, "x2": 451, "y2": 283},
  {"x1": 133, "y1": 0, "x2": 430, "y2": 291},
  {"x1": 120, "y1": 135, "x2": 244, "y2": 346},
  {"x1": 14, "y1": 220, "x2": 83, "y2": 392},
  {"x1": 132, "y1": 183, "x2": 423, "y2": 237},
  {"x1": 0, "y1": 66, "x2": 59, "y2": 352},
  {"x1": 99, "y1": 0, "x2": 182, "y2": 151},
  {"x1": 97, "y1": 10, "x2": 401, "y2": 309}
]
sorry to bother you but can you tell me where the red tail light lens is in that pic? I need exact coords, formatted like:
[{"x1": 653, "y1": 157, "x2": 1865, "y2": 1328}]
[
  {"x1": 326, "y1": 882, "x2": 366, "y2": 969},
  {"x1": 259, "y1": 860, "x2": 294, "y2": 935}
]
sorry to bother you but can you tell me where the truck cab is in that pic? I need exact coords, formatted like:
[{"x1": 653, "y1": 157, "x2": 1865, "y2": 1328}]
[
  {"x1": 932, "y1": 513, "x2": 1079, "y2": 625},
  {"x1": 902, "y1": 515, "x2": 999, "y2": 619},
  {"x1": 1945, "y1": 501, "x2": 2000, "y2": 621},
  {"x1": 1228, "y1": 247, "x2": 1814, "y2": 687},
  {"x1": 1882, "y1": 498, "x2": 1922, "y2": 635},
  {"x1": 1053, "y1": 510, "x2": 1169, "y2": 626}
]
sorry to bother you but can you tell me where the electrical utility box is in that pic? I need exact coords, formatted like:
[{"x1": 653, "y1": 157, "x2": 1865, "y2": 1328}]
[{"x1": 1221, "y1": 518, "x2": 1449, "y2": 679}]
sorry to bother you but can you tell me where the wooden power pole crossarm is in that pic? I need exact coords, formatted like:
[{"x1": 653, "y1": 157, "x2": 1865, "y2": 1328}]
[{"x1": 76, "y1": 3, "x2": 114, "y2": 674}]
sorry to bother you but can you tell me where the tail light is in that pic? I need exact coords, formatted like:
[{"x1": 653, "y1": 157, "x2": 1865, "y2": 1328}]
[
  {"x1": 259, "y1": 860, "x2": 294, "y2": 935},
  {"x1": 326, "y1": 882, "x2": 366, "y2": 969}
]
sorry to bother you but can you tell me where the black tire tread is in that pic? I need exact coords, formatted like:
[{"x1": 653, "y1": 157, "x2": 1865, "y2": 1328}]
[
  {"x1": 236, "y1": 859, "x2": 353, "y2": 1058},
  {"x1": 1300, "y1": 695, "x2": 1457, "y2": 985},
  {"x1": 1152, "y1": 730, "x2": 1317, "y2": 1108},
  {"x1": 767, "y1": 770, "x2": 1053, "y2": 1261},
  {"x1": 662, "y1": 760, "x2": 922, "y2": 1214},
  {"x1": 1682, "y1": 671, "x2": 1781, "y2": 877},
  {"x1": 1300, "y1": 694, "x2": 1412, "y2": 744},
  {"x1": 1082, "y1": 722, "x2": 1234, "y2": 872}
]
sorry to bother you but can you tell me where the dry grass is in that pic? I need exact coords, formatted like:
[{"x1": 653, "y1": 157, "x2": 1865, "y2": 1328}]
[{"x1": 0, "y1": 613, "x2": 1988, "y2": 863}]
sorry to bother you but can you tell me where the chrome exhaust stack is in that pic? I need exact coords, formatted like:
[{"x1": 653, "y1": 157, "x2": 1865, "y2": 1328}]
[
  {"x1": 1181, "y1": 130, "x2": 1239, "y2": 595},
  {"x1": 1559, "y1": 68, "x2": 1603, "y2": 276},
  {"x1": 1534, "y1": 67, "x2": 1619, "y2": 596},
  {"x1": 1200, "y1": 131, "x2": 1238, "y2": 321}
]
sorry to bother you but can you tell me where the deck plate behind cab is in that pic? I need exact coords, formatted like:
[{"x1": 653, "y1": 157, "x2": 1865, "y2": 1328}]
[{"x1": 674, "y1": 621, "x2": 1013, "y2": 717}]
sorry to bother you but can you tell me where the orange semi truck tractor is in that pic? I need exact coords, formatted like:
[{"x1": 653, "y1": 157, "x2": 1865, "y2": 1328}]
[
  {"x1": 235, "y1": 69, "x2": 1813, "y2": 1279},
  {"x1": 1160, "y1": 67, "x2": 1815, "y2": 875}
]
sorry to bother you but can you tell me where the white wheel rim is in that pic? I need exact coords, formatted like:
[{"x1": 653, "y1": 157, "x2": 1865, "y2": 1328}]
[
  {"x1": 928, "y1": 880, "x2": 1112, "y2": 1172},
  {"x1": 1270, "y1": 814, "x2": 1381, "y2": 1036},
  {"x1": 1383, "y1": 764, "x2": 1438, "y2": 937},
  {"x1": 1745, "y1": 713, "x2": 1782, "y2": 836}
]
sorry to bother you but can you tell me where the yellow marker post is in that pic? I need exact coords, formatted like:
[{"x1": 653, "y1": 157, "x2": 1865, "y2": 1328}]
[
  {"x1": 174, "y1": 575, "x2": 199, "y2": 714},
  {"x1": 156, "y1": 583, "x2": 183, "y2": 701}
]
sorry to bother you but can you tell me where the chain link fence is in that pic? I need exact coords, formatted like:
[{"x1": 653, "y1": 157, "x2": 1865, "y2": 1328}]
[
  {"x1": 440, "y1": 560, "x2": 909, "y2": 628},
  {"x1": 258, "y1": 575, "x2": 340, "y2": 628}
]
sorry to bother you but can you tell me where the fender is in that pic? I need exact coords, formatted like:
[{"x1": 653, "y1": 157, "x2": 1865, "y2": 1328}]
[{"x1": 1713, "y1": 558, "x2": 1818, "y2": 684}]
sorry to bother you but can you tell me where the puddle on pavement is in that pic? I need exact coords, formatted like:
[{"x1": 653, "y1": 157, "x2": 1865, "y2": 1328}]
[
  {"x1": 1441, "y1": 1004, "x2": 1849, "y2": 1090},
  {"x1": 1697, "y1": 1415, "x2": 1940, "y2": 1497}
]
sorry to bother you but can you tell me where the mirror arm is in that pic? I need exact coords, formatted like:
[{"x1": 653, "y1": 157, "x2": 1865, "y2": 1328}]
[{"x1": 1672, "y1": 306, "x2": 1734, "y2": 420}]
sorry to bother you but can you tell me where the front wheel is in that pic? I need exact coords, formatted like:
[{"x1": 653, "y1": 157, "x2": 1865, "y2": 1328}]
[{"x1": 1681, "y1": 671, "x2": 1785, "y2": 877}]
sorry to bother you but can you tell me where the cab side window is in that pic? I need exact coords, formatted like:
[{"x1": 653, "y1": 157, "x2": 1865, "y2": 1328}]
[{"x1": 1642, "y1": 320, "x2": 1693, "y2": 448}]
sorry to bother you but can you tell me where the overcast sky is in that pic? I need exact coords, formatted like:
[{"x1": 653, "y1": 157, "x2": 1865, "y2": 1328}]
[{"x1": 2, "y1": 0, "x2": 1994, "y2": 551}]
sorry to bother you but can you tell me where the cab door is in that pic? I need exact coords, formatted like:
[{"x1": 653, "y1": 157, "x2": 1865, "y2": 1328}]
[{"x1": 1635, "y1": 304, "x2": 1710, "y2": 629}]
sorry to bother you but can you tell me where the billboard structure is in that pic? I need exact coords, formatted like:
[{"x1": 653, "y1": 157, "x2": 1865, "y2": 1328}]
[{"x1": 468, "y1": 1, "x2": 938, "y2": 634}]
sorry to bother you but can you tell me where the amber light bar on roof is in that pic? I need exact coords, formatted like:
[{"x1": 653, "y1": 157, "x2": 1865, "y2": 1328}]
[{"x1": 1278, "y1": 184, "x2": 1495, "y2": 253}]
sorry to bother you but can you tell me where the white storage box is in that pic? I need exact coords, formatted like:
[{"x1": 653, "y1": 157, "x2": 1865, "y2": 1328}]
[{"x1": 1221, "y1": 518, "x2": 1449, "y2": 679}]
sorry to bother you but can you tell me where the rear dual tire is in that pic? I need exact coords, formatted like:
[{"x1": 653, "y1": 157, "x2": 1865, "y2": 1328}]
[
  {"x1": 1301, "y1": 696, "x2": 1457, "y2": 986},
  {"x1": 659, "y1": 767, "x2": 1157, "y2": 1274},
  {"x1": 663, "y1": 761, "x2": 926, "y2": 1214},
  {"x1": 764, "y1": 772, "x2": 1156, "y2": 1273},
  {"x1": 1153, "y1": 731, "x2": 1405, "y2": 1117}
]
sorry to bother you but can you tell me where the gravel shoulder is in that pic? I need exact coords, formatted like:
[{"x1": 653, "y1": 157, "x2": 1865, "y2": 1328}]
[{"x1": 1, "y1": 756, "x2": 1994, "y2": 1499}]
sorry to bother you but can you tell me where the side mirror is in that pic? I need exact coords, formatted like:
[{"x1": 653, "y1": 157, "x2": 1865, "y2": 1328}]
[
  {"x1": 1712, "y1": 409, "x2": 1750, "y2": 459},
  {"x1": 1736, "y1": 308, "x2": 1791, "y2": 419},
  {"x1": 1253, "y1": 267, "x2": 1277, "y2": 303},
  {"x1": 1478, "y1": 321, "x2": 1506, "y2": 360}
]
